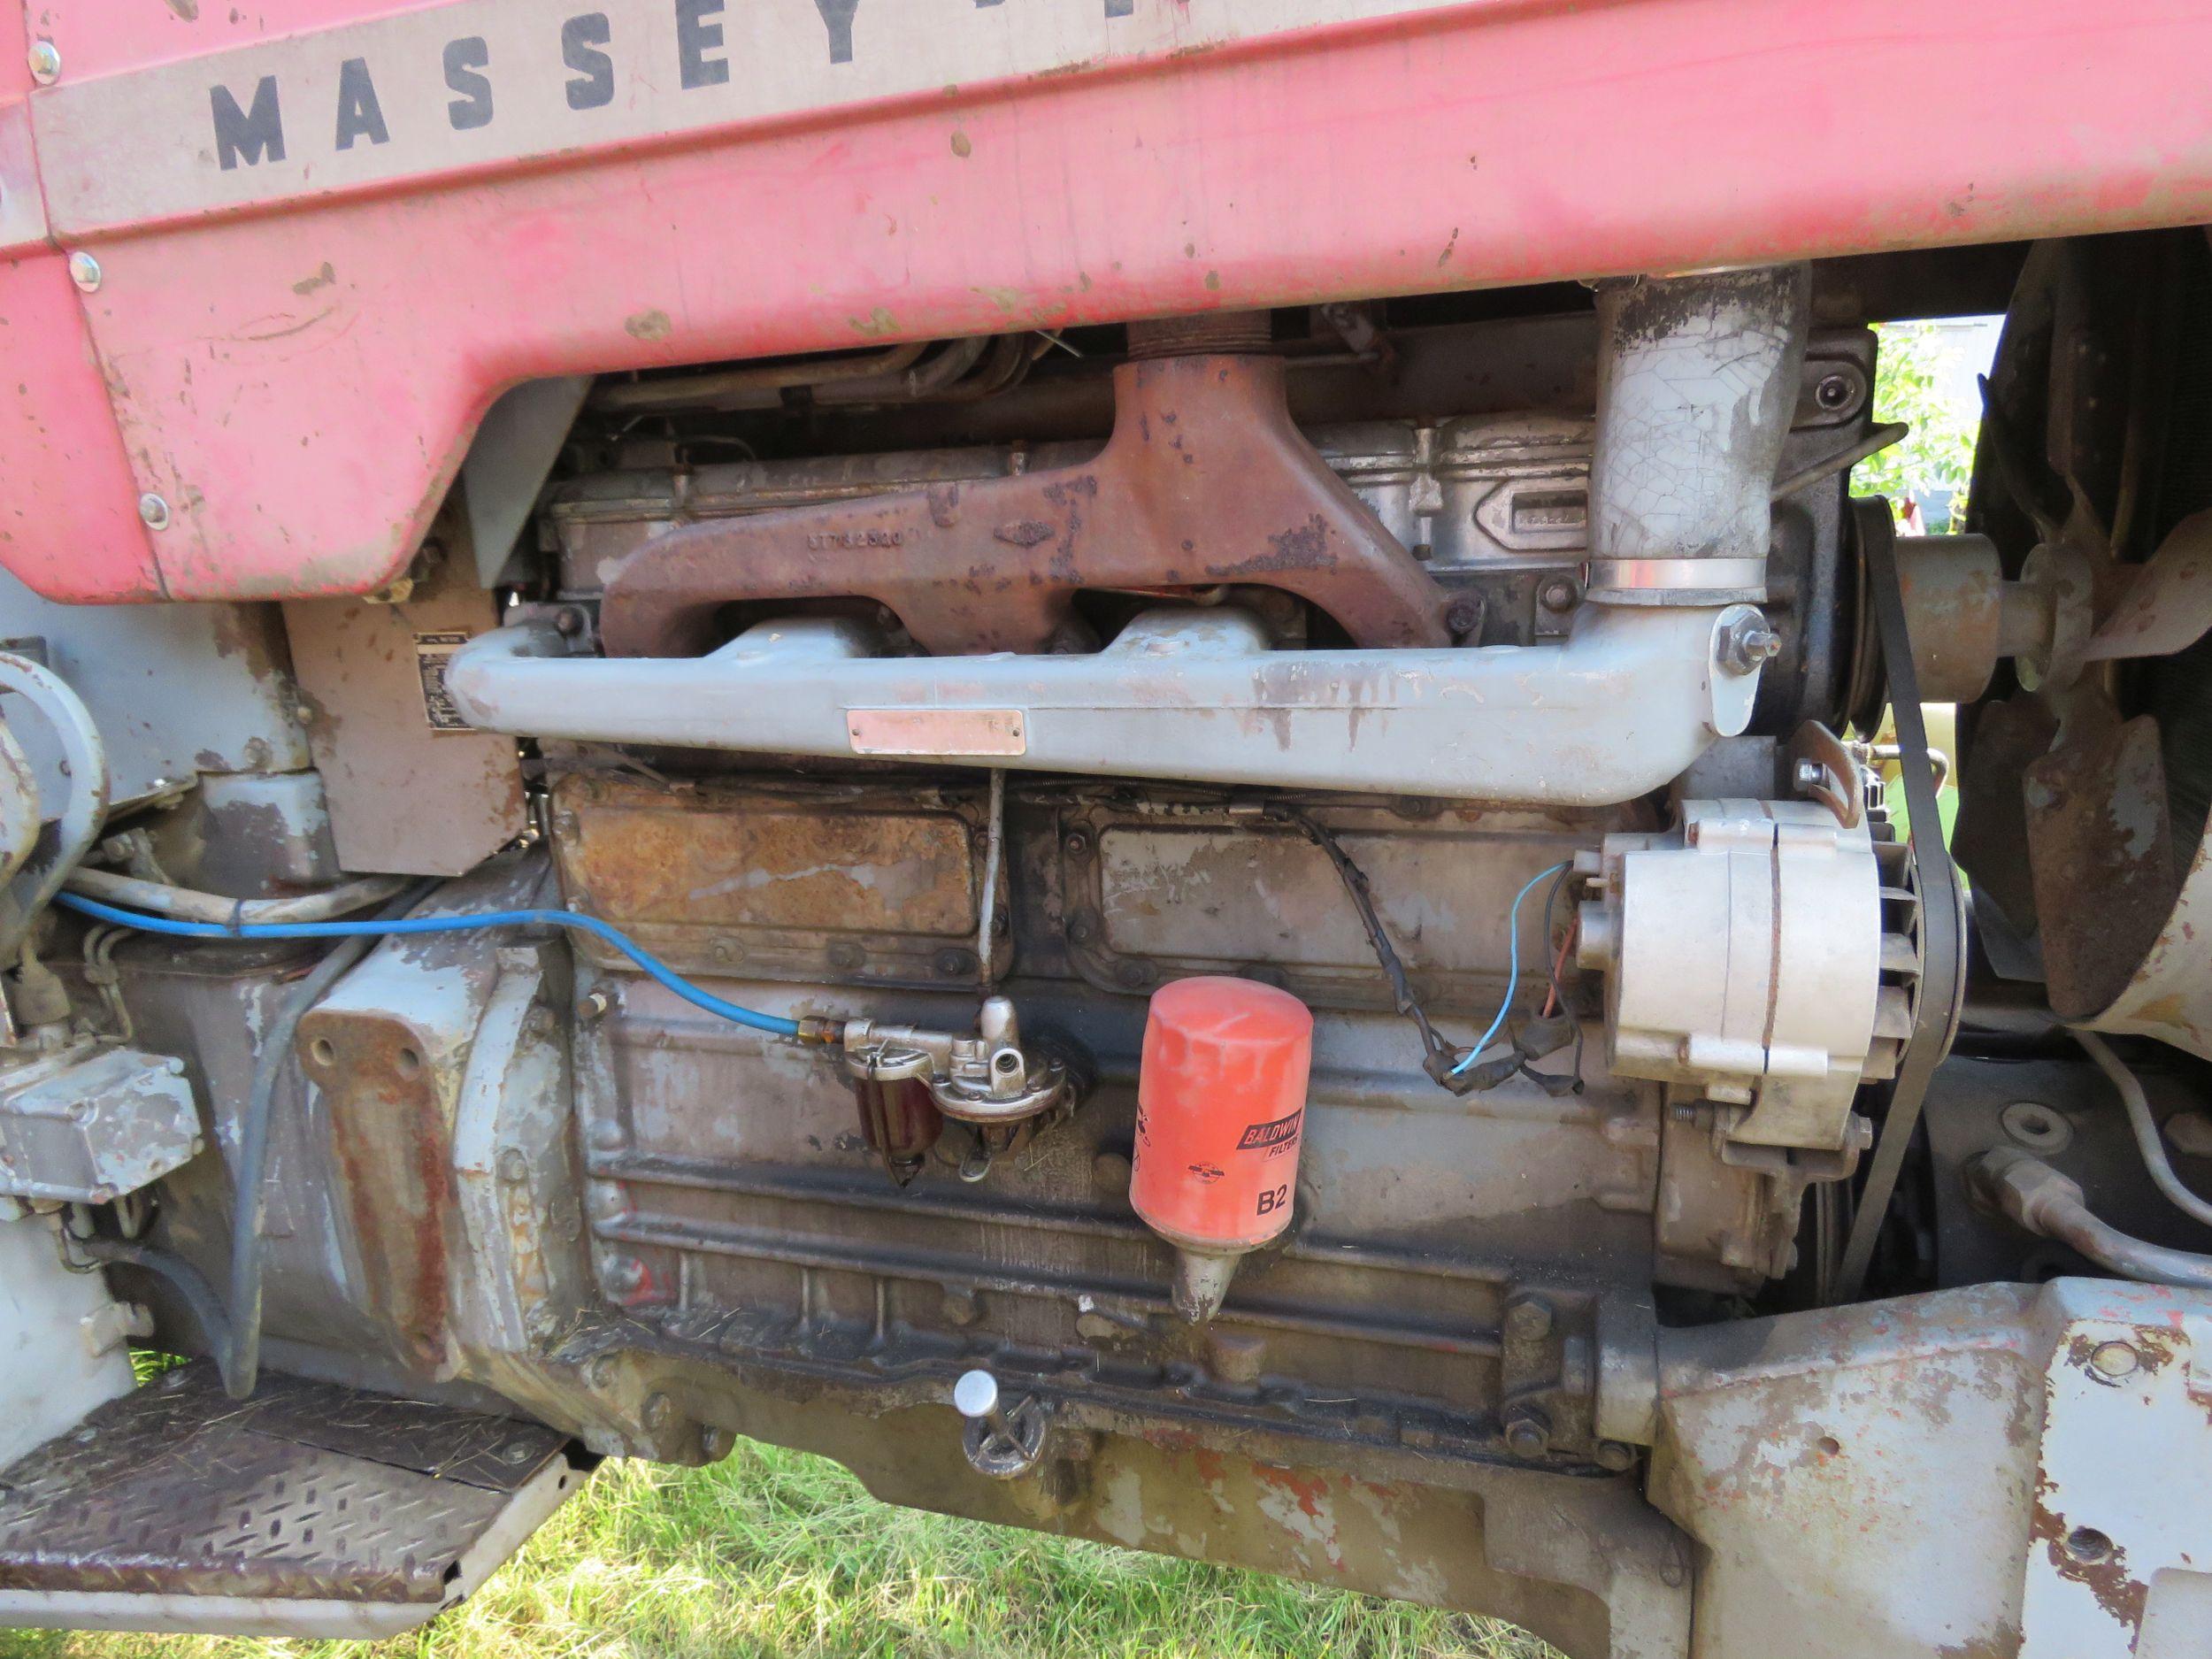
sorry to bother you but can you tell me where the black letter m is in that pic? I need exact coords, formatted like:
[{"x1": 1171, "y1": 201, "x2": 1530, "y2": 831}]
[{"x1": 211, "y1": 76, "x2": 285, "y2": 171}]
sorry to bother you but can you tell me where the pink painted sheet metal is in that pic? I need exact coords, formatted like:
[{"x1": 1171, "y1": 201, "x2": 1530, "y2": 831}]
[{"x1": 5, "y1": 0, "x2": 2212, "y2": 603}]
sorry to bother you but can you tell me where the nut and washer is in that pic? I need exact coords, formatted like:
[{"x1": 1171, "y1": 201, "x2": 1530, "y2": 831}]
[
  {"x1": 27, "y1": 40, "x2": 60, "y2": 84},
  {"x1": 67, "y1": 251, "x2": 102, "y2": 292},
  {"x1": 1502, "y1": 1406, "x2": 1552, "y2": 1460},
  {"x1": 137, "y1": 493, "x2": 172, "y2": 530},
  {"x1": 1717, "y1": 611, "x2": 1782, "y2": 675},
  {"x1": 1815, "y1": 372, "x2": 1859, "y2": 412}
]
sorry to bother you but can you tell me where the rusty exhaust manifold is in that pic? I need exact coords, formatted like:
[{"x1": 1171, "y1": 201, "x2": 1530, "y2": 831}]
[{"x1": 598, "y1": 321, "x2": 1452, "y2": 659}]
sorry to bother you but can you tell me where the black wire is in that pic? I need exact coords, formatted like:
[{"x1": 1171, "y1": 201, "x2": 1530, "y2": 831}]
[
  {"x1": 1279, "y1": 805, "x2": 1588, "y2": 1094},
  {"x1": 1275, "y1": 807, "x2": 1460, "y2": 1069}
]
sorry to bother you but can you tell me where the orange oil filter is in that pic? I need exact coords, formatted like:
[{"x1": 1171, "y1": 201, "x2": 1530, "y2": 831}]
[{"x1": 1131, "y1": 976, "x2": 1314, "y2": 1321}]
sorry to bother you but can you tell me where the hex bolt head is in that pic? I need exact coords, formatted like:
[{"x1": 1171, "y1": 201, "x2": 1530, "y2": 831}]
[
  {"x1": 1594, "y1": 1440, "x2": 1638, "y2": 1472},
  {"x1": 2089, "y1": 1340, "x2": 2140, "y2": 1380},
  {"x1": 1718, "y1": 612, "x2": 1782, "y2": 675},
  {"x1": 1444, "y1": 595, "x2": 1484, "y2": 637},
  {"x1": 67, "y1": 250, "x2": 100, "y2": 292},
  {"x1": 1502, "y1": 1408, "x2": 1551, "y2": 1460},
  {"x1": 941, "y1": 1286, "x2": 982, "y2": 1326},
  {"x1": 27, "y1": 40, "x2": 59, "y2": 83},
  {"x1": 587, "y1": 1354, "x2": 621, "y2": 1389},
  {"x1": 604, "y1": 1254, "x2": 647, "y2": 1294},
  {"x1": 496, "y1": 1148, "x2": 530, "y2": 1187},
  {"x1": 1538, "y1": 577, "x2": 1580, "y2": 614},
  {"x1": 137, "y1": 493, "x2": 171, "y2": 531},
  {"x1": 1503, "y1": 1296, "x2": 1555, "y2": 1345},
  {"x1": 1090, "y1": 1149, "x2": 1133, "y2": 1196}
]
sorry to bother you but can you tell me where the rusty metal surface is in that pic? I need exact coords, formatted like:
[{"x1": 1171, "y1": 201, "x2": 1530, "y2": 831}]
[
  {"x1": 0, "y1": 1361, "x2": 565, "y2": 1603},
  {"x1": 1655, "y1": 1278, "x2": 2212, "y2": 1659},
  {"x1": 599, "y1": 353, "x2": 1450, "y2": 658},
  {"x1": 1060, "y1": 798, "x2": 1626, "y2": 1012},
  {"x1": 296, "y1": 857, "x2": 547, "y2": 1373},
  {"x1": 2024, "y1": 703, "x2": 2179, "y2": 1019},
  {"x1": 0, "y1": 1042, "x2": 199, "y2": 1204},
  {"x1": 0, "y1": 567, "x2": 309, "y2": 803},
  {"x1": 1893, "y1": 533, "x2": 2004, "y2": 703},
  {"x1": 574, "y1": 954, "x2": 1659, "y2": 1448},
  {"x1": 0, "y1": 718, "x2": 39, "y2": 891},
  {"x1": 655, "y1": 1363, "x2": 1692, "y2": 1659},
  {"x1": 283, "y1": 541, "x2": 526, "y2": 879},
  {"x1": 2090, "y1": 798, "x2": 2212, "y2": 1057},
  {"x1": 553, "y1": 774, "x2": 1004, "y2": 988}
]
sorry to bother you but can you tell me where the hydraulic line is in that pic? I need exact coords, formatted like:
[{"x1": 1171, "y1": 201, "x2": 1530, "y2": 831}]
[
  {"x1": 1973, "y1": 1148, "x2": 2212, "y2": 1290},
  {"x1": 63, "y1": 866, "x2": 411, "y2": 926},
  {"x1": 53, "y1": 892, "x2": 808, "y2": 1039},
  {"x1": 2074, "y1": 1030, "x2": 2212, "y2": 1230}
]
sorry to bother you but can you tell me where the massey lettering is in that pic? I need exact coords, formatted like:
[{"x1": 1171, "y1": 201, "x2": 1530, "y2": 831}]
[
  {"x1": 562, "y1": 14, "x2": 616, "y2": 111},
  {"x1": 444, "y1": 37, "x2": 495, "y2": 131},
  {"x1": 674, "y1": 0, "x2": 730, "y2": 89},
  {"x1": 201, "y1": 0, "x2": 1154, "y2": 172},
  {"x1": 814, "y1": 0, "x2": 862, "y2": 65},
  {"x1": 210, "y1": 75, "x2": 284, "y2": 171},
  {"x1": 334, "y1": 57, "x2": 388, "y2": 150}
]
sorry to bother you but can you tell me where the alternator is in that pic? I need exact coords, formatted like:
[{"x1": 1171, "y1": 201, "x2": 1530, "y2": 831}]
[{"x1": 1576, "y1": 799, "x2": 1916, "y2": 1155}]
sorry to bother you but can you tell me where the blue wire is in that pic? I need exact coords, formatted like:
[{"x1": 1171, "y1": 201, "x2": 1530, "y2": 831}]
[
  {"x1": 1449, "y1": 861, "x2": 1571, "y2": 1074},
  {"x1": 53, "y1": 891, "x2": 804, "y2": 1039}
]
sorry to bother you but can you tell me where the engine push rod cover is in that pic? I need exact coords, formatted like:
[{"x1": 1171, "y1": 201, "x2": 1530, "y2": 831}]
[{"x1": 446, "y1": 603, "x2": 1771, "y2": 807}]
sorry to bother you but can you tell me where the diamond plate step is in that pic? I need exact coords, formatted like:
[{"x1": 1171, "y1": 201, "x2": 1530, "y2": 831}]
[{"x1": 0, "y1": 1361, "x2": 580, "y2": 1639}]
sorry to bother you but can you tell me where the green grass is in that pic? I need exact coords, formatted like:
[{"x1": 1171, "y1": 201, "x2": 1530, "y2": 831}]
[{"x1": 1, "y1": 1441, "x2": 1552, "y2": 1659}]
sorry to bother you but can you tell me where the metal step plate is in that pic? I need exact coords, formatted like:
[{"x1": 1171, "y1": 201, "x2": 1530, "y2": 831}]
[{"x1": 0, "y1": 1362, "x2": 580, "y2": 1639}]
